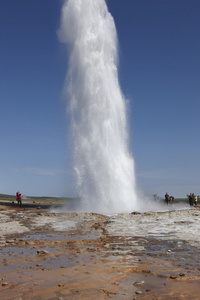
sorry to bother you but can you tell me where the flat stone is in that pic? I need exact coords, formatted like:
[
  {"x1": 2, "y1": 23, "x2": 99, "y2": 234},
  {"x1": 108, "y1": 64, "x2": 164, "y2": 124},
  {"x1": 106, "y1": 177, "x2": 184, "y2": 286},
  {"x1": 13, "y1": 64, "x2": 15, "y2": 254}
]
[
  {"x1": 133, "y1": 280, "x2": 145, "y2": 286},
  {"x1": 6, "y1": 239, "x2": 15, "y2": 244},
  {"x1": 58, "y1": 283, "x2": 65, "y2": 287},
  {"x1": 37, "y1": 249, "x2": 49, "y2": 255},
  {"x1": 2, "y1": 282, "x2": 9, "y2": 286},
  {"x1": 135, "y1": 290, "x2": 143, "y2": 295},
  {"x1": 25, "y1": 241, "x2": 34, "y2": 245}
]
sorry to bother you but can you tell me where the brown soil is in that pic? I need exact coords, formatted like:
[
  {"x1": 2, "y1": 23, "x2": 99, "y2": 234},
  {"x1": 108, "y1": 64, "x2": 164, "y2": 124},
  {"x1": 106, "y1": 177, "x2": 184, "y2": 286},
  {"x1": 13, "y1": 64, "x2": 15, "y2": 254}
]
[{"x1": 0, "y1": 203, "x2": 200, "y2": 300}]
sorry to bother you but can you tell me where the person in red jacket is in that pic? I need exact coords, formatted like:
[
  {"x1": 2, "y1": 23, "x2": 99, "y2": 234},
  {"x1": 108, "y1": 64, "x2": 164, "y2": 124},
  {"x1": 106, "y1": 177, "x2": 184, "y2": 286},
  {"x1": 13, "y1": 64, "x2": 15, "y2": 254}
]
[{"x1": 16, "y1": 191, "x2": 22, "y2": 207}]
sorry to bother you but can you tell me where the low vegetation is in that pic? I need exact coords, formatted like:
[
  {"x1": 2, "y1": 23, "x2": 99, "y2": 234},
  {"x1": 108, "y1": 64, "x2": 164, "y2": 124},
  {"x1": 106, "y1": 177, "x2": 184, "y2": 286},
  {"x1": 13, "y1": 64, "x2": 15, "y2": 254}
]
[{"x1": 0, "y1": 193, "x2": 75, "y2": 204}]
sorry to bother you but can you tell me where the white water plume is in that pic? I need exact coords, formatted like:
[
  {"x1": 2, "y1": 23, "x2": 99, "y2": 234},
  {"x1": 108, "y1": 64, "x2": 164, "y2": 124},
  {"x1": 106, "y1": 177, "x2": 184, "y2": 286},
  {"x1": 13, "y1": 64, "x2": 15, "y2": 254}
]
[{"x1": 58, "y1": 0, "x2": 138, "y2": 214}]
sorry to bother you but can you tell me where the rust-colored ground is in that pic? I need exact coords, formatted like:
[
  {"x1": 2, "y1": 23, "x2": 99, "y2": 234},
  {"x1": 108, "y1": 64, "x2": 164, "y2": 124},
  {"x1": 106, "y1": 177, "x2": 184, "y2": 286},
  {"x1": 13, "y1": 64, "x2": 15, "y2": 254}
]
[{"x1": 0, "y1": 203, "x2": 200, "y2": 300}]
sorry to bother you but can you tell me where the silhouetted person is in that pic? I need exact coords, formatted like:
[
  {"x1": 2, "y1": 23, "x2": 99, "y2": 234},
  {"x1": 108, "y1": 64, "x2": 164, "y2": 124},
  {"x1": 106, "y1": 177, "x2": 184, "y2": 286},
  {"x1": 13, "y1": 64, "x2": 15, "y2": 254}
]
[
  {"x1": 189, "y1": 193, "x2": 193, "y2": 206},
  {"x1": 165, "y1": 192, "x2": 169, "y2": 205}
]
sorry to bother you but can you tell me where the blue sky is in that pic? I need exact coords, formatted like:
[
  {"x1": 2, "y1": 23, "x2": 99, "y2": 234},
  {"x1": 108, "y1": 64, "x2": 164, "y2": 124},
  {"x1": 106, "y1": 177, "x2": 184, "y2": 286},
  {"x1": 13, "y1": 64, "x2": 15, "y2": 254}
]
[{"x1": 0, "y1": 0, "x2": 200, "y2": 198}]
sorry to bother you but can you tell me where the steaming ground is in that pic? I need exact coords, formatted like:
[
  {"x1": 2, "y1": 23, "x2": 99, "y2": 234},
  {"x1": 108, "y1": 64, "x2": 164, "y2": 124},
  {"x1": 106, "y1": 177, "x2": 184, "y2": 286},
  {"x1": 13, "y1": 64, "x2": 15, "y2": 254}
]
[
  {"x1": 0, "y1": 201, "x2": 199, "y2": 249},
  {"x1": 46, "y1": 203, "x2": 200, "y2": 249},
  {"x1": 51, "y1": 196, "x2": 191, "y2": 215},
  {"x1": 1, "y1": 201, "x2": 200, "y2": 299},
  {"x1": 105, "y1": 208, "x2": 200, "y2": 248}
]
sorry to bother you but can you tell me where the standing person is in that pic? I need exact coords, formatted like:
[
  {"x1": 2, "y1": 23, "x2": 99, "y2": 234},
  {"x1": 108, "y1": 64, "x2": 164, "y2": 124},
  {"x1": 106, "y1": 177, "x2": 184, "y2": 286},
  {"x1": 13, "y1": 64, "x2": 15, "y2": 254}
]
[
  {"x1": 194, "y1": 195, "x2": 198, "y2": 206},
  {"x1": 16, "y1": 191, "x2": 22, "y2": 207},
  {"x1": 165, "y1": 192, "x2": 169, "y2": 205},
  {"x1": 189, "y1": 193, "x2": 193, "y2": 206},
  {"x1": 16, "y1": 191, "x2": 19, "y2": 203}
]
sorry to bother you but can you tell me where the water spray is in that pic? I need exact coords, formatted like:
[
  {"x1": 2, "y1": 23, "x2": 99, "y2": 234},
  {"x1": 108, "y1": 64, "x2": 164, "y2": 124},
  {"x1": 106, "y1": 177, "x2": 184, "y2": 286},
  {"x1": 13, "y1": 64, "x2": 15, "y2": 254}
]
[{"x1": 58, "y1": 0, "x2": 137, "y2": 213}]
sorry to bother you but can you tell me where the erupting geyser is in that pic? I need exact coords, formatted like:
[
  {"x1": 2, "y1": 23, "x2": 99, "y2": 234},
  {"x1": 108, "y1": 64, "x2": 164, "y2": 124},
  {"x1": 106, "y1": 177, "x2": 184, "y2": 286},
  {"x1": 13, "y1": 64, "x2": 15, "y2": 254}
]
[{"x1": 58, "y1": 0, "x2": 138, "y2": 214}]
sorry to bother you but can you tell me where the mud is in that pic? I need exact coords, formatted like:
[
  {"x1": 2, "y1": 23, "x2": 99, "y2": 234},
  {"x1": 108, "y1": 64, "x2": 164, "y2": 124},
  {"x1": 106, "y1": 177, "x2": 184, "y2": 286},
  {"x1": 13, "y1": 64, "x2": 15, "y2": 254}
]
[{"x1": 0, "y1": 201, "x2": 200, "y2": 299}]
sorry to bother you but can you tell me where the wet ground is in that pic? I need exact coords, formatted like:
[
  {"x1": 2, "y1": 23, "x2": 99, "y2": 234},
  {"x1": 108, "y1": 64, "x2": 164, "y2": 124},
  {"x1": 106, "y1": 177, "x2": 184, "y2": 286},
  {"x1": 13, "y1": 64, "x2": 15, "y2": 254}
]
[{"x1": 0, "y1": 201, "x2": 200, "y2": 299}]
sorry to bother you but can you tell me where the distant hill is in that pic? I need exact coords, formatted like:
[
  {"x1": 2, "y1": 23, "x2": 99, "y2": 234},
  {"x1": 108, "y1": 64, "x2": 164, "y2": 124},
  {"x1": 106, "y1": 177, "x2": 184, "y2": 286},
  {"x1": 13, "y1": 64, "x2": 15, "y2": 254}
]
[{"x1": 0, "y1": 193, "x2": 15, "y2": 199}]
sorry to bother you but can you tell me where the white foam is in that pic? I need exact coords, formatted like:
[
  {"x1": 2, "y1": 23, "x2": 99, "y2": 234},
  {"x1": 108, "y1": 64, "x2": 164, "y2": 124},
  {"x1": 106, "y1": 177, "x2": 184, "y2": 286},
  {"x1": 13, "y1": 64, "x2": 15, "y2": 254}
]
[{"x1": 58, "y1": 0, "x2": 137, "y2": 214}]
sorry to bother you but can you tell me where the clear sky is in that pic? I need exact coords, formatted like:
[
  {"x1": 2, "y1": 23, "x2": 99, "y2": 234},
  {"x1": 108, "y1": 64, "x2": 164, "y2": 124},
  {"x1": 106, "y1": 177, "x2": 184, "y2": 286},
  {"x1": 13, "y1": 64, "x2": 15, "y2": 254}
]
[{"x1": 0, "y1": 0, "x2": 200, "y2": 198}]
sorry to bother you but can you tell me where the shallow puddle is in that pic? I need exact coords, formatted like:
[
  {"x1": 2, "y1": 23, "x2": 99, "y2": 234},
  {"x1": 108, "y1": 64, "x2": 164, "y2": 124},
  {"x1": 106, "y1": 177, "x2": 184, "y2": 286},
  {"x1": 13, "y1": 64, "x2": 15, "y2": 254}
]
[{"x1": 23, "y1": 230, "x2": 102, "y2": 242}]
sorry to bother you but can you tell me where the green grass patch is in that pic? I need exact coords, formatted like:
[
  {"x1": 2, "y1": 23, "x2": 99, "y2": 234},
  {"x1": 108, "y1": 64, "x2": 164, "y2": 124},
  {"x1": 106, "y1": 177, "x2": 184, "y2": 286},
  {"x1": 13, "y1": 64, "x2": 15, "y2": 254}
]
[{"x1": 0, "y1": 193, "x2": 76, "y2": 204}]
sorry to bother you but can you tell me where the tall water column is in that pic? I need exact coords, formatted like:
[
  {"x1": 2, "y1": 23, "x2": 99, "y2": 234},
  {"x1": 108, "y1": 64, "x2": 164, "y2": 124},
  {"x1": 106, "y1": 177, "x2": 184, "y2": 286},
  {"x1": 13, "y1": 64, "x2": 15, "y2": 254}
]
[{"x1": 58, "y1": 0, "x2": 138, "y2": 214}]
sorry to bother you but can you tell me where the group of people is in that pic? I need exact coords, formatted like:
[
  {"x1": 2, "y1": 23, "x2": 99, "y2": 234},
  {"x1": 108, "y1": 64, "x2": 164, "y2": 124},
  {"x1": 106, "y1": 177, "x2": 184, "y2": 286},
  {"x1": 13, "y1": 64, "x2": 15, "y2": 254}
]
[
  {"x1": 164, "y1": 192, "x2": 199, "y2": 206},
  {"x1": 164, "y1": 193, "x2": 174, "y2": 205},
  {"x1": 188, "y1": 193, "x2": 198, "y2": 206},
  {"x1": 16, "y1": 191, "x2": 22, "y2": 207}
]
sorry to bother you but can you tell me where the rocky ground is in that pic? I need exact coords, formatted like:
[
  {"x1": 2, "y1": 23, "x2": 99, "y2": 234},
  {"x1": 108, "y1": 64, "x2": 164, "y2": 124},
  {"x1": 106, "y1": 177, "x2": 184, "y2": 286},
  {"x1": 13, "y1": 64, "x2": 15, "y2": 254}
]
[{"x1": 0, "y1": 200, "x2": 200, "y2": 300}]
